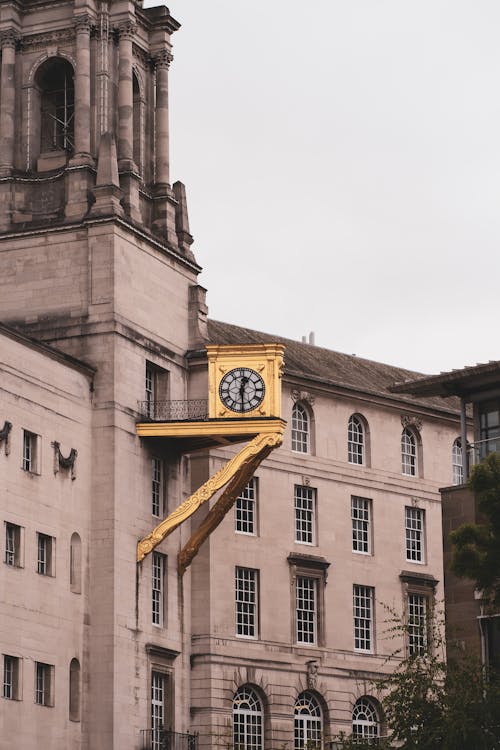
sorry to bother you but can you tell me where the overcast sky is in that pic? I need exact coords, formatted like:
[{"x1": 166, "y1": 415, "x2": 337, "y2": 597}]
[{"x1": 147, "y1": 1, "x2": 500, "y2": 374}]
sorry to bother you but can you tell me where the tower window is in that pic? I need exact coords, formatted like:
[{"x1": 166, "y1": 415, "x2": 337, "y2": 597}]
[{"x1": 35, "y1": 58, "x2": 75, "y2": 153}]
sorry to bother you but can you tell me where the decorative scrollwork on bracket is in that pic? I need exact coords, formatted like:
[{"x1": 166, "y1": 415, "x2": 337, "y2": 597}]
[
  {"x1": 52, "y1": 441, "x2": 78, "y2": 480},
  {"x1": 0, "y1": 421, "x2": 12, "y2": 455},
  {"x1": 401, "y1": 415, "x2": 423, "y2": 432},
  {"x1": 291, "y1": 389, "x2": 315, "y2": 407}
]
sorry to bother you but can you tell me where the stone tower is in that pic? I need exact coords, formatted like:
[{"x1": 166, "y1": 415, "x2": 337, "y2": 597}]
[{"x1": 0, "y1": 2, "x2": 207, "y2": 749}]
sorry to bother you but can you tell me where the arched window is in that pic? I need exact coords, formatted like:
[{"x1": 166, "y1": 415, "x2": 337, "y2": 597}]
[
  {"x1": 292, "y1": 403, "x2": 310, "y2": 453},
  {"x1": 69, "y1": 658, "x2": 81, "y2": 721},
  {"x1": 294, "y1": 692, "x2": 322, "y2": 750},
  {"x1": 35, "y1": 58, "x2": 75, "y2": 154},
  {"x1": 401, "y1": 428, "x2": 417, "y2": 476},
  {"x1": 233, "y1": 686, "x2": 263, "y2": 750},
  {"x1": 348, "y1": 415, "x2": 364, "y2": 465},
  {"x1": 452, "y1": 438, "x2": 463, "y2": 485},
  {"x1": 70, "y1": 532, "x2": 82, "y2": 594},
  {"x1": 352, "y1": 697, "x2": 379, "y2": 740}
]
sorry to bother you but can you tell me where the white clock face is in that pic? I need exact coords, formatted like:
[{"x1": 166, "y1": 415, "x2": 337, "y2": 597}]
[{"x1": 219, "y1": 367, "x2": 265, "y2": 413}]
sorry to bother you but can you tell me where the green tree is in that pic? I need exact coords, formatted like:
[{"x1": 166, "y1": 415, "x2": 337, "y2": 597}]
[{"x1": 450, "y1": 451, "x2": 500, "y2": 606}]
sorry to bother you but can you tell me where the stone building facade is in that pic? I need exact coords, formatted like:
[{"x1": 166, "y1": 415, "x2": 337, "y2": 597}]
[{"x1": 0, "y1": 2, "x2": 465, "y2": 749}]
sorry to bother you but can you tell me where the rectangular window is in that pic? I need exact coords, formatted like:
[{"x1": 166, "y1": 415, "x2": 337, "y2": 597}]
[
  {"x1": 294, "y1": 486, "x2": 316, "y2": 545},
  {"x1": 296, "y1": 575, "x2": 317, "y2": 644},
  {"x1": 405, "y1": 507, "x2": 425, "y2": 563},
  {"x1": 152, "y1": 552, "x2": 166, "y2": 627},
  {"x1": 35, "y1": 662, "x2": 53, "y2": 706},
  {"x1": 235, "y1": 478, "x2": 257, "y2": 535},
  {"x1": 5, "y1": 523, "x2": 21, "y2": 567},
  {"x1": 22, "y1": 430, "x2": 38, "y2": 473},
  {"x1": 145, "y1": 362, "x2": 169, "y2": 420},
  {"x1": 37, "y1": 533, "x2": 54, "y2": 576},
  {"x1": 235, "y1": 567, "x2": 258, "y2": 638},
  {"x1": 408, "y1": 593, "x2": 427, "y2": 654},
  {"x1": 352, "y1": 496, "x2": 371, "y2": 554},
  {"x1": 152, "y1": 458, "x2": 162, "y2": 518},
  {"x1": 353, "y1": 585, "x2": 374, "y2": 651},
  {"x1": 3, "y1": 655, "x2": 19, "y2": 699},
  {"x1": 151, "y1": 671, "x2": 166, "y2": 750}
]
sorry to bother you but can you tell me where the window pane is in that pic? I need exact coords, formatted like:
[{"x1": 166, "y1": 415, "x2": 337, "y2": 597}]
[
  {"x1": 348, "y1": 415, "x2": 364, "y2": 465},
  {"x1": 235, "y1": 567, "x2": 257, "y2": 638},
  {"x1": 352, "y1": 496, "x2": 371, "y2": 554},
  {"x1": 405, "y1": 507, "x2": 424, "y2": 562},
  {"x1": 236, "y1": 479, "x2": 256, "y2": 535},
  {"x1": 292, "y1": 404, "x2": 309, "y2": 453},
  {"x1": 294, "y1": 486, "x2": 316, "y2": 545},
  {"x1": 353, "y1": 585, "x2": 373, "y2": 651},
  {"x1": 408, "y1": 593, "x2": 427, "y2": 654},
  {"x1": 296, "y1": 576, "x2": 316, "y2": 644}
]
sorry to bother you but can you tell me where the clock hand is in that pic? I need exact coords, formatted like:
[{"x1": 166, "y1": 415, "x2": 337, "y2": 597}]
[{"x1": 239, "y1": 376, "x2": 248, "y2": 411}]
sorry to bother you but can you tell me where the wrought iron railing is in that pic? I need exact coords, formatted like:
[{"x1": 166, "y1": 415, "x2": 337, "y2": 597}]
[
  {"x1": 139, "y1": 729, "x2": 198, "y2": 750},
  {"x1": 138, "y1": 400, "x2": 209, "y2": 422}
]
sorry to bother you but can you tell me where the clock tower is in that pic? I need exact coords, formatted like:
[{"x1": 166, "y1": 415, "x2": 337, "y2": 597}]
[{"x1": 0, "y1": 3, "x2": 208, "y2": 750}]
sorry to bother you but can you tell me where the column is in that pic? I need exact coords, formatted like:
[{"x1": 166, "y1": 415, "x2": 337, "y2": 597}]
[
  {"x1": 154, "y1": 51, "x2": 172, "y2": 186},
  {"x1": 72, "y1": 14, "x2": 92, "y2": 164},
  {"x1": 0, "y1": 30, "x2": 17, "y2": 176},
  {"x1": 117, "y1": 21, "x2": 136, "y2": 170}
]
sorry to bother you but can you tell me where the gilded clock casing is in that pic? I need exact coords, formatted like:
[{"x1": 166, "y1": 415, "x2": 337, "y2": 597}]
[{"x1": 206, "y1": 344, "x2": 284, "y2": 419}]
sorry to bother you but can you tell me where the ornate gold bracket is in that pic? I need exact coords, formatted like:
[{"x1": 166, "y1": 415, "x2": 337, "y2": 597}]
[{"x1": 137, "y1": 428, "x2": 284, "y2": 568}]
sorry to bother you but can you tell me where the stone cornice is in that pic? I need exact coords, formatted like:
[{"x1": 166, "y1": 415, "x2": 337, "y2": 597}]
[{"x1": 20, "y1": 27, "x2": 76, "y2": 49}]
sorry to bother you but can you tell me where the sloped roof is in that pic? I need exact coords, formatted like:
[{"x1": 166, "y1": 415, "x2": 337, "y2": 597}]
[
  {"x1": 391, "y1": 359, "x2": 500, "y2": 398},
  {"x1": 206, "y1": 320, "x2": 461, "y2": 416}
]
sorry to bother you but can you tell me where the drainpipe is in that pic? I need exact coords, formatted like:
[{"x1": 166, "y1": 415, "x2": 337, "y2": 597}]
[{"x1": 460, "y1": 397, "x2": 468, "y2": 480}]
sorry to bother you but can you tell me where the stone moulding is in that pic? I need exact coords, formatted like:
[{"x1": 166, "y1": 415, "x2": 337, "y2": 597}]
[
  {"x1": 0, "y1": 420, "x2": 12, "y2": 455},
  {"x1": 52, "y1": 441, "x2": 78, "y2": 479}
]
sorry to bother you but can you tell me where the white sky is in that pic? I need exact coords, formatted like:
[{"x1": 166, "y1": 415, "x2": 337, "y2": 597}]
[{"x1": 147, "y1": 1, "x2": 500, "y2": 374}]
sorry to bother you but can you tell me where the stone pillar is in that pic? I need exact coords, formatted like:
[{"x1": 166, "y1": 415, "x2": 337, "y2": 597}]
[
  {"x1": 72, "y1": 14, "x2": 93, "y2": 165},
  {"x1": 0, "y1": 30, "x2": 17, "y2": 177},
  {"x1": 117, "y1": 21, "x2": 136, "y2": 170},
  {"x1": 152, "y1": 50, "x2": 177, "y2": 244},
  {"x1": 154, "y1": 50, "x2": 172, "y2": 187}
]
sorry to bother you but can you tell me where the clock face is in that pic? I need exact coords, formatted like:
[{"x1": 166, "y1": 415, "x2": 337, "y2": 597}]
[{"x1": 218, "y1": 367, "x2": 266, "y2": 413}]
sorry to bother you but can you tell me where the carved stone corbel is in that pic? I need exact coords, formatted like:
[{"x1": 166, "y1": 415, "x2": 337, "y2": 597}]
[
  {"x1": 291, "y1": 390, "x2": 315, "y2": 407},
  {"x1": 0, "y1": 421, "x2": 12, "y2": 455},
  {"x1": 52, "y1": 441, "x2": 78, "y2": 480},
  {"x1": 401, "y1": 415, "x2": 423, "y2": 431},
  {"x1": 306, "y1": 660, "x2": 319, "y2": 690}
]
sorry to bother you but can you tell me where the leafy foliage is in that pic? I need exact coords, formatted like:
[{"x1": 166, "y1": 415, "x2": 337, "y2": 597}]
[
  {"x1": 450, "y1": 451, "x2": 500, "y2": 605},
  {"x1": 373, "y1": 606, "x2": 500, "y2": 750}
]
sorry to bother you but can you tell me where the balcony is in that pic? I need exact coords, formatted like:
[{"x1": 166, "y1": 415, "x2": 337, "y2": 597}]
[
  {"x1": 140, "y1": 729, "x2": 198, "y2": 750},
  {"x1": 138, "y1": 399, "x2": 209, "y2": 422}
]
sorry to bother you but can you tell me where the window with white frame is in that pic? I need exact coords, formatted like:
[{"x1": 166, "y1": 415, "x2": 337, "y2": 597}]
[
  {"x1": 152, "y1": 457, "x2": 162, "y2": 518},
  {"x1": 151, "y1": 671, "x2": 167, "y2": 750},
  {"x1": 152, "y1": 552, "x2": 166, "y2": 627},
  {"x1": 233, "y1": 686, "x2": 263, "y2": 750},
  {"x1": 5, "y1": 522, "x2": 21, "y2": 567},
  {"x1": 352, "y1": 697, "x2": 380, "y2": 740},
  {"x1": 405, "y1": 507, "x2": 425, "y2": 563},
  {"x1": 145, "y1": 362, "x2": 168, "y2": 419},
  {"x1": 348, "y1": 415, "x2": 365, "y2": 465},
  {"x1": 408, "y1": 593, "x2": 427, "y2": 655},
  {"x1": 294, "y1": 485, "x2": 316, "y2": 545},
  {"x1": 3, "y1": 655, "x2": 20, "y2": 700},
  {"x1": 35, "y1": 662, "x2": 53, "y2": 706},
  {"x1": 352, "y1": 496, "x2": 371, "y2": 554},
  {"x1": 452, "y1": 439, "x2": 463, "y2": 485},
  {"x1": 235, "y1": 478, "x2": 257, "y2": 535},
  {"x1": 292, "y1": 403, "x2": 310, "y2": 453},
  {"x1": 235, "y1": 567, "x2": 258, "y2": 638},
  {"x1": 37, "y1": 533, "x2": 54, "y2": 576},
  {"x1": 296, "y1": 576, "x2": 317, "y2": 645},
  {"x1": 401, "y1": 428, "x2": 417, "y2": 476},
  {"x1": 22, "y1": 430, "x2": 38, "y2": 473},
  {"x1": 294, "y1": 691, "x2": 322, "y2": 750},
  {"x1": 353, "y1": 585, "x2": 374, "y2": 651}
]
